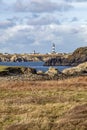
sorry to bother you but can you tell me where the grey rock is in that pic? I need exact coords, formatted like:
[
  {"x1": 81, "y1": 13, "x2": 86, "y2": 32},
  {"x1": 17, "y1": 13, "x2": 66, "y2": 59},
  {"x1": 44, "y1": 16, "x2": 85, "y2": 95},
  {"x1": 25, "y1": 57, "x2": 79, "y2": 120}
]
[{"x1": 62, "y1": 62, "x2": 87, "y2": 76}]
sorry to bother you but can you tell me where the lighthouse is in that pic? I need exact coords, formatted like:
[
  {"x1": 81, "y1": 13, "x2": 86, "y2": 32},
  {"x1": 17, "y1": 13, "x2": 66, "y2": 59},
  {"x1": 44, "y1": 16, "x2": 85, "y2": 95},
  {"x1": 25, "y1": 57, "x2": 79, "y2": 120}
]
[{"x1": 52, "y1": 43, "x2": 56, "y2": 54}]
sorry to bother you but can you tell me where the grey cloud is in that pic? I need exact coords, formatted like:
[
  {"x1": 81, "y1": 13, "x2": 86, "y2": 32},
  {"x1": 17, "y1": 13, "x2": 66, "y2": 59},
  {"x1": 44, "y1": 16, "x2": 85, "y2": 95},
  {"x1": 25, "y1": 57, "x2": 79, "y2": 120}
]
[
  {"x1": 0, "y1": 24, "x2": 86, "y2": 53},
  {"x1": 64, "y1": 0, "x2": 87, "y2": 2},
  {"x1": 0, "y1": 0, "x2": 5, "y2": 9},
  {"x1": 0, "y1": 0, "x2": 11, "y2": 12},
  {"x1": 71, "y1": 17, "x2": 78, "y2": 22},
  {"x1": 0, "y1": 20, "x2": 15, "y2": 29},
  {"x1": 14, "y1": 0, "x2": 73, "y2": 13},
  {"x1": 27, "y1": 15, "x2": 60, "y2": 25},
  {"x1": 12, "y1": 33, "x2": 35, "y2": 44}
]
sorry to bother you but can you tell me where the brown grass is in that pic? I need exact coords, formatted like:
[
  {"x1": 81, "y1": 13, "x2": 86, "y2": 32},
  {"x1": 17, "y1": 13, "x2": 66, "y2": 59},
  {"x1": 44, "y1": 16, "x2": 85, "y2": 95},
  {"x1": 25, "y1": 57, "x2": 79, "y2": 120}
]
[
  {"x1": 0, "y1": 76, "x2": 87, "y2": 130},
  {"x1": 0, "y1": 76, "x2": 87, "y2": 90}
]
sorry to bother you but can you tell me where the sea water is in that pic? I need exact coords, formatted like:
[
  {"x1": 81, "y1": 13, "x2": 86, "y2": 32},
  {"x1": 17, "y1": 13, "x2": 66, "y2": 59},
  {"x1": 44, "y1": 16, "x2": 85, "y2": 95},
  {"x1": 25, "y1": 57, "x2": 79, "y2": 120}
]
[{"x1": 0, "y1": 61, "x2": 70, "y2": 72}]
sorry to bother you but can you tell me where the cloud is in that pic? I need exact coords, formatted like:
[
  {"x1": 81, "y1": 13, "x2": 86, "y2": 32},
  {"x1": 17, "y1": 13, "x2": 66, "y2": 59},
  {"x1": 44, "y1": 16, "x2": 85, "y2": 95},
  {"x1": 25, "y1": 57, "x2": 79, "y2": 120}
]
[
  {"x1": 0, "y1": 0, "x2": 14, "y2": 13},
  {"x1": 0, "y1": 0, "x2": 87, "y2": 53},
  {"x1": 64, "y1": 0, "x2": 87, "y2": 2},
  {"x1": 0, "y1": 24, "x2": 87, "y2": 53},
  {"x1": 70, "y1": 17, "x2": 78, "y2": 22},
  {"x1": 27, "y1": 15, "x2": 60, "y2": 25},
  {"x1": 0, "y1": 0, "x2": 5, "y2": 9},
  {"x1": 0, "y1": 20, "x2": 15, "y2": 29},
  {"x1": 13, "y1": 0, "x2": 73, "y2": 13}
]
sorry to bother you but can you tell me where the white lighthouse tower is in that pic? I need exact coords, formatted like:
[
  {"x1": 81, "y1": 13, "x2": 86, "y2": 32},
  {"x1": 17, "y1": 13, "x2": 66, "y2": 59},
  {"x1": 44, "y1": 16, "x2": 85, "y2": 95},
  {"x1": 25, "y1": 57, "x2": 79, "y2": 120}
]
[{"x1": 52, "y1": 43, "x2": 56, "y2": 54}]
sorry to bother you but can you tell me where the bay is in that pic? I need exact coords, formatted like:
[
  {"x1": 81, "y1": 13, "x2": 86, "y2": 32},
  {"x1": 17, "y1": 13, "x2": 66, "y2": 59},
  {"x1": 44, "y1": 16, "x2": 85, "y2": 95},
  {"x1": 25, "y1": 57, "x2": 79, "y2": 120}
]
[{"x1": 0, "y1": 62, "x2": 71, "y2": 72}]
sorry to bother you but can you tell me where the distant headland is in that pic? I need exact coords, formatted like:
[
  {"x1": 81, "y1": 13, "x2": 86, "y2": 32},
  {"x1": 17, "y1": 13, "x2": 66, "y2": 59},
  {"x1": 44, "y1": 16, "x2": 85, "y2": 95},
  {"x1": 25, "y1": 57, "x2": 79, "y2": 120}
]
[{"x1": 0, "y1": 46, "x2": 87, "y2": 66}]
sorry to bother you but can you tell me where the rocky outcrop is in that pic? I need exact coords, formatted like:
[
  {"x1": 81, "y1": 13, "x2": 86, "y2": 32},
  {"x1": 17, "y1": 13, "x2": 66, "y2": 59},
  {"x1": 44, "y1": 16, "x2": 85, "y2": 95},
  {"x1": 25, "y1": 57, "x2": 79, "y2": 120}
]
[
  {"x1": 11, "y1": 56, "x2": 28, "y2": 62},
  {"x1": 0, "y1": 66, "x2": 37, "y2": 76},
  {"x1": 0, "y1": 63, "x2": 87, "y2": 80},
  {"x1": 0, "y1": 54, "x2": 44, "y2": 62},
  {"x1": 45, "y1": 67, "x2": 61, "y2": 76},
  {"x1": 44, "y1": 57, "x2": 68, "y2": 66},
  {"x1": 0, "y1": 65, "x2": 67, "y2": 80},
  {"x1": 62, "y1": 62, "x2": 87, "y2": 76},
  {"x1": 0, "y1": 46, "x2": 87, "y2": 63},
  {"x1": 67, "y1": 47, "x2": 87, "y2": 66},
  {"x1": 44, "y1": 47, "x2": 87, "y2": 66},
  {"x1": 0, "y1": 53, "x2": 71, "y2": 62}
]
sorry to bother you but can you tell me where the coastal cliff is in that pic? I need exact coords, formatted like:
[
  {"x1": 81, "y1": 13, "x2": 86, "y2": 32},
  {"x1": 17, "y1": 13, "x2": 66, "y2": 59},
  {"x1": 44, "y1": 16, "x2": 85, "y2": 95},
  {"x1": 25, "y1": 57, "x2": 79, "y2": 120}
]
[
  {"x1": 0, "y1": 53, "x2": 63, "y2": 62},
  {"x1": 44, "y1": 47, "x2": 87, "y2": 66},
  {"x1": 0, "y1": 47, "x2": 87, "y2": 66}
]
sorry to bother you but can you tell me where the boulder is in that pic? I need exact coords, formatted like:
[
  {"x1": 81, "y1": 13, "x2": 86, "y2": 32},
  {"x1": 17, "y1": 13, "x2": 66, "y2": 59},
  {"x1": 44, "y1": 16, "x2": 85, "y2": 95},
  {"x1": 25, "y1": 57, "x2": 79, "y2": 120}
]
[
  {"x1": 37, "y1": 70, "x2": 44, "y2": 75},
  {"x1": 62, "y1": 62, "x2": 87, "y2": 75},
  {"x1": 20, "y1": 67, "x2": 37, "y2": 74},
  {"x1": 45, "y1": 67, "x2": 61, "y2": 76}
]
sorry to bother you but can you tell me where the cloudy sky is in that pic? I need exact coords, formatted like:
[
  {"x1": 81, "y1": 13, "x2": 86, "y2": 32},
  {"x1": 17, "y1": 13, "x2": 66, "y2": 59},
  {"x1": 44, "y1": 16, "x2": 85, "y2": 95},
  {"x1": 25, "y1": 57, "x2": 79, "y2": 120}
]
[{"x1": 0, "y1": 0, "x2": 87, "y2": 53}]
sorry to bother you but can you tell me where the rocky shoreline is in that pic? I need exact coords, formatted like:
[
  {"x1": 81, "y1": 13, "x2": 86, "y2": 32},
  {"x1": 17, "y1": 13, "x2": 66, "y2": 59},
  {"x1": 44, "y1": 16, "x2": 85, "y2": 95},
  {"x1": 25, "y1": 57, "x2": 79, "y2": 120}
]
[
  {"x1": 0, "y1": 62, "x2": 87, "y2": 81},
  {"x1": 0, "y1": 53, "x2": 68, "y2": 62},
  {"x1": 0, "y1": 67, "x2": 66, "y2": 81},
  {"x1": 44, "y1": 47, "x2": 87, "y2": 66},
  {"x1": 0, "y1": 47, "x2": 87, "y2": 67},
  {"x1": 0, "y1": 46, "x2": 87, "y2": 81}
]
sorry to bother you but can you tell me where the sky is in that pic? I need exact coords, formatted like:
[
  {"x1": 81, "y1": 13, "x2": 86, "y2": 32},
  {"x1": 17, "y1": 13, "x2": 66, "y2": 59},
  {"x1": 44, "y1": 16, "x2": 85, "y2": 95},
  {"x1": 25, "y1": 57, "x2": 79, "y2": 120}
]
[{"x1": 0, "y1": 0, "x2": 87, "y2": 54}]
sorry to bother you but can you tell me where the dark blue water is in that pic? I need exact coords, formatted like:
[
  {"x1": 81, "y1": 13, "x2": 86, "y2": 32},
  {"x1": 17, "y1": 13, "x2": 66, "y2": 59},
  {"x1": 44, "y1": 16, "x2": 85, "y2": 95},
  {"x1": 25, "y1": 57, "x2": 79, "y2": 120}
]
[{"x1": 0, "y1": 62, "x2": 70, "y2": 72}]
